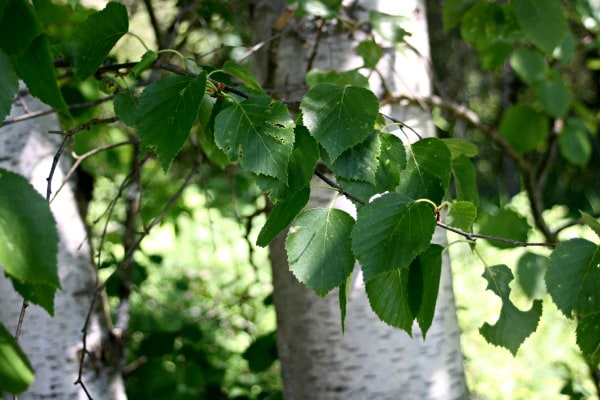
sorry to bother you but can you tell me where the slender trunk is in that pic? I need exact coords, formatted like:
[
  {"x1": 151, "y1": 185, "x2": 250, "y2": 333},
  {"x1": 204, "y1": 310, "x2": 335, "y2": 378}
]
[
  {"x1": 253, "y1": 1, "x2": 468, "y2": 398},
  {"x1": 0, "y1": 93, "x2": 126, "y2": 399}
]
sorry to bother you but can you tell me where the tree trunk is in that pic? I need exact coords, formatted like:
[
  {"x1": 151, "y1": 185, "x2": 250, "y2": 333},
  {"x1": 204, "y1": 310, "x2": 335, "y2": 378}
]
[
  {"x1": 252, "y1": 1, "x2": 468, "y2": 398},
  {"x1": 0, "y1": 93, "x2": 126, "y2": 399}
]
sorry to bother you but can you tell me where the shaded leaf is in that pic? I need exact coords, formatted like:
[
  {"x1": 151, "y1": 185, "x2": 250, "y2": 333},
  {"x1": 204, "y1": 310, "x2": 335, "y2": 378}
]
[
  {"x1": 479, "y1": 264, "x2": 543, "y2": 355},
  {"x1": 356, "y1": 40, "x2": 383, "y2": 68},
  {"x1": 66, "y1": 2, "x2": 129, "y2": 79},
  {"x1": 516, "y1": 252, "x2": 549, "y2": 300},
  {"x1": 366, "y1": 268, "x2": 413, "y2": 333},
  {"x1": 199, "y1": 97, "x2": 228, "y2": 168},
  {"x1": 0, "y1": 0, "x2": 41, "y2": 55},
  {"x1": 451, "y1": 154, "x2": 479, "y2": 206},
  {"x1": 324, "y1": 133, "x2": 380, "y2": 184},
  {"x1": 443, "y1": 0, "x2": 476, "y2": 31},
  {"x1": 577, "y1": 313, "x2": 600, "y2": 365},
  {"x1": 136, "y1": 73, "x2": 207, "y2": 171},
  {"x1": 215, "y1": 96, "x2": 295, "y2": 183},
  {"x1": 446, "y1": 201, "x2": 477, "y2": 231},
  {"x1": 352, "y1": 193, "x2": 436, "y2": 281},
  {"x1": 130, "y1": 50, "x2": 158, "y2": 78},
  {"x1": 301, "y1": 83, "x2": 378, "y2": 162},
  {"x1": 0, "y1": 323, "x2": 34, "y2": 394},
  {"x1": 478, "y1": 208, "x2": 530, "y2": 249},
  {"x1": 113, "y1": 88, "x2": 138, "y2": 127},
  {"x1": 513, "y1": 0, "x2": 568, "y2": 54},
  {"x1": 256, "y1": 187, "x2": 310, "y2": 247},
  {"x1": 534, "y1": 75, "x2": 570, "y2": 118},
  {"x1": 397, "y1": 138, "x2": 451, "y2": 203},
  {"x1": 13, "y1": 35, "x2": 68, "y2": 113},
  {"x1": 411, "y1": 244, "x2": 443, "y2": 336},
  {"x1": 242, "y1": 331, "x2": 278, "y2": 372},
  {"x1": 559, "y1": 118, "x2": 592, "y2": 166},
  {"x1": 0, "y1": 50, "x2": 18, "y2": 123},
  {"x1": 286, "y1": 208, "x2": 355, "y2": 296},
  {"x1": 339, "y1": 275, "x2": 351, "y2": 333},
  {"x1": 0, "y1": 168, "x2": 60, "y2": 315},
  {"x1": 499, "y1": 104, "x2": 549, "y2": 152}
]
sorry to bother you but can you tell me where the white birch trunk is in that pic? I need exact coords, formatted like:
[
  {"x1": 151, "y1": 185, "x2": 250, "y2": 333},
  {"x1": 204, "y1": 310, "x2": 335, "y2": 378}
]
[
  {"x1": 253, "y1": 1, "x2": 468, "y2": 398},
  {"x1": 0, "y1": 93, "x2": 126, "y2": 399}
]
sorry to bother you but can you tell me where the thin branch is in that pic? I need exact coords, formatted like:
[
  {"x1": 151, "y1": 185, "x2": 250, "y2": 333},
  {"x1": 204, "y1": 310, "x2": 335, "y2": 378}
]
[
  {"x1": 142, "y1": 0, "x2": 166, "y2": 49},
  {"x1": 46, "y1": 117, "x2": 118, "y2": 201},
  {"x1": 13, "y1": 301, "x2": 29, "y2": 340},
  {"x1": 438, "y1": 222, "x2": 556, "y2": 248},
  {"x1": 314, "y1": 168, "x2": 367, "y2": 205}
]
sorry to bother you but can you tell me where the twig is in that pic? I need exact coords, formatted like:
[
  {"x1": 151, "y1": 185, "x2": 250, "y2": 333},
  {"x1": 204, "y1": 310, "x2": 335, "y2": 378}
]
[
  {"x1": 142, "y1": 0, "x2": 166, "y2": 49},
  {"x1": 13, "y1": 301, "x2": 29, "y2": 340},
  {"x1": 314, "y1": 168, "x2": 367, "y2": 205},
  {"x1": 437, "y1": 222, "x2": 556, "y2": 248},
  {"x1": 46, "y1": 117, "x2": 118, "y2": 201}
]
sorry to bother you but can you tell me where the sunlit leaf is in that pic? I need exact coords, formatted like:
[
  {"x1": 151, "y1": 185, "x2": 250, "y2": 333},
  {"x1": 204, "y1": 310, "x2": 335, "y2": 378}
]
[
  {"x1": 286, "y1": 208, "x2": 355, "y2": 296},
  {"x1": 581, "y1": 211, "x2": 600, "y2": 240},
  {"x1": 0, "y1": 323, "x2": 34, "y2": 394},
  {"x1": 301, "y1": 83, "x2": 378, "y2": 162},
  {"x1": 257, "y1": 187, "x2": 310, "y2": 247},
  {"x1": 136, "y1": 73, "x2": 207, "y2": 171},
  {"x1": 510, "y1": 47, "x2": 546, "y2": 84},
  {"x1": 352, "y1": 193, "x2": 436, "y2": 281},
  {"x1": 369, "y1": 10, "x2": 410, "y2": 42},
  {"x1": 397, "y1": 138, "x2": 451, "y2": 203},
  {"x1": 294, "y1": 0, "x2": 342, "y2": 19},
  {"x1": 223, "y1": 60, "x2": 265, "y2": 94},
  {"x1": 306, "y1": 69, "x2": 369, "y2": 88},
  {"x1": 356, "y1": 40, "x2": 383, "y2": 68},
  {"x1": 215, "y1": 96, "x2": 295, "y2": 183},
  {"x1": 0, "y1": 50, "x2": 18, "y2": 123},
  {"x1": 0, "y1": 168, "x2": 60, "y2": 315},
  {"x1": 513, "y1": 0, "x2": 568, "y2": 54},
  {"x1": 479, "y1": 264, "x2": 543, "y2": 355},
  {"x1": 442, "y1": 138, "x2": 478, "y2": 158},
  {"x1": 499, "y1": 104, "x2": 549, "y2": 152},
  {"x1": 66, "y1": 2, "x2": 129, "y2": 79}
]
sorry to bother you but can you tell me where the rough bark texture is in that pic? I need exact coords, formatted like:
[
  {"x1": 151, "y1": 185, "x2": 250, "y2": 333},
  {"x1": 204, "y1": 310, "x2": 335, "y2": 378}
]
[
  {"x1": 0, "y1": 94, "x2": 126, "y2": 399},
  {"x1": 253, "y1": 0, "x2": 468, "y2": 398}
]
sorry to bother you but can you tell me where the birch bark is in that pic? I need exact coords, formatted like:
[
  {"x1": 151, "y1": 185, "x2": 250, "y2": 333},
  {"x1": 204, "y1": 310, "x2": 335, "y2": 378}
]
[{"x1": 251, "y1": 1, "x2": 468, "y2": 398}]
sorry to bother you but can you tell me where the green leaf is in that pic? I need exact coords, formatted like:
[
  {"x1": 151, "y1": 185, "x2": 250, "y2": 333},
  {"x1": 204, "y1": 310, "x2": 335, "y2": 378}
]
[
  {"x1": 10, "y1": 279, "x2": 57, "y2": 317},
  {"x1": 339, "y1": 275, "x2": 351, "y2": 333},
  {"x1": 356, "y1": 40, "x2": 383, "y2": 69},
  {"x1": 499, "y1": 104, "x2": 549, "y2": 152},
  {"x1": 199, "y1": 97, "x2": 228, "y2": 168},
  {"x1": 554, "y1": 29, "x2": 576, "y2": 65},
  {"x1": 242, "y1": 331, "x2": 278, "y2": 373},
  {"x1": 293, "y1": 0, "x2": 342, "y2": 19},
  {"x1": 365, "y1": 244, "x2": 442, "y2": 335},
  {"x1": 13, "y1": 35, "x2": 68, "y2": 113},
  {"x1": 451, "y1": 154, "x2": 479, "y2": 206},
  {"x1": 306, "y1": 69, "x2": 369, "y2": 89},
  {"x1": 0, "y1": 168, "x2": 60, "y2": 314},
  {"x1": 352, "y1": 193, "x2": 436, "y2": 281},
  {"x1": 441, "y1": 138, "x2": 478, "y2": 158},
  {"x1": 443, "y1": 0, "x2": 476, "y2": 31},
  {"x1": 257, "y1": 187, "x2": 310, "y2": 247},
  {"x1": 222, "y1": 60, "x2": 266, "y2": 94},
  {"x1": 559, "y1": 117, "x2": 592, "y2": 166},
  {"x1": 301, "y1": 83, "x2": 378, "y2": 162},
  {"x1": 0, "y1": 50, "x2": 18, "y2": 123},
  {"x1": 324, "y1": 133, "x2": 380, "y2": 184},
  {"x1": 411, "y1": 244, "x2": 443, "y2": 337},
  {"x1": 365, "y1": 267, "x2": 413, "y2": 332},
  {"x1": 397, "y1": 138, "x2": 452, "y2": 203},
  {"x1": 136, "y1": 73, "x2": 207, "y2": 171},
  {"x1": 369, "y1": 10, "x2": 410, "y2": 42},
  {"x1": 534, "y1": 75, "x2": 570, "y2": 118},
  {"x1": 461, "y1": 3, "x2": 518, "y2": 51},
  {"x1": 286, "y1": 208, "x2": 355, "y2": 296},
  {"x1": 510, "y1": 47, "x2": 546, "y2": 84},
  {"x1": 479, "y1": 42, "x2": 513, "y2": 70},
  {"x1": 337, "y1": 133, "x2": 406, "y2": 204},
  {"x1": 479, "y1": 264, "x2": 543, "y2": 355},
  {"x1": 513, "y1": 0, "x2": 568, "y2": 54},
  {"x1": 577, "y1": 313, "x2": 600, "y2": 365},
  {"x1": 446, "y1": 201, "x2": 477, "y2": 231},
  {"x1": 215, "y1": 96, "x2": 295, "y2": 183},
  {"x1": 546, "y1": 239, "x2": 600, "y2": 318},
  {"x1": 0, "y1": 0, "x2": 41, "y2": 56},
  {"x1": 516, "y1": 252, "x2": 549, "y2": 300},
  {"x1": 130, "y1": 50, "x2": 158, "y2": 78},
  {"x1": 0, "y1": 323, "x2": 34, "y2": 394},
  {"x1": 581, "y1": 211, "x2": 600, "y2": 240},
  {"x1": 256, "y1": 126, "x2": 319, "y2": 202},
  {"x1": 66, "y1": 2, "x2": 128, "y2": 79},
  {"x1": 113, "y1": 88, "x2": 138, "y2": 127},
  {"x1": 478, "y1": 208, "x2": 530, "y2": 249}
]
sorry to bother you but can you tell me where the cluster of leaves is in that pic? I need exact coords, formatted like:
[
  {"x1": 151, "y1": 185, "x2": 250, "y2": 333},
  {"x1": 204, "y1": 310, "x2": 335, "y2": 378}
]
[{"x1": 1, "y1": 0, "x2": 600, "y2": 396}]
